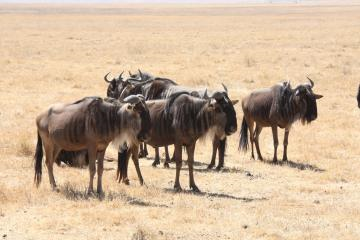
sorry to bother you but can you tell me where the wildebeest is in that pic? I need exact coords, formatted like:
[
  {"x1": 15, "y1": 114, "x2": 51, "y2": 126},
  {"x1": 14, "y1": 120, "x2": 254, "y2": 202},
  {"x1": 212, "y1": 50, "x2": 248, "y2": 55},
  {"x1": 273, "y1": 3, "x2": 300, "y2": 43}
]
[
  {"x1": 110, "y1": 70, "x2": 237, "y2": 170},
  {"x1": 118, "y1": 91, "x2": 237, "y2": 192},
  {"x1": 357, "y1": 84, "x2": 360, "y2": 108},
  {"x1": 239, "y1": 77, "x2": 323, "y2": 162},
  {"x1": 34, "y1": 95, "x2": 151, "y2": 194}
]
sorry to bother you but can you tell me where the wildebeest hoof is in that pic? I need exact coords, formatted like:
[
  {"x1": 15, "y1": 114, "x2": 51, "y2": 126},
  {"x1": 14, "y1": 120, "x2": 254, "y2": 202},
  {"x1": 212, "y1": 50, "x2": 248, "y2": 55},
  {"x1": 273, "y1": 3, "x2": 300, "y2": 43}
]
[
  {"x1": 123, "y1": 179, "x2": 130, "y2": 185},
  {"x1": 190, "y1": 185, "x2": 201, "y2": 193},
  {"x1": 97, "y1": 190, "x2": 105, "y2": 199},
  {"x1": 52, "y1": 186, "x2": 60, "y2": 193},
  {"x1": 138, "y1": 152, "x2": 146, "y2": 158},
  {"x1": 215, "y1": 166, "x2": 223, "y2": 171},
  {"x1": 207, "y1": 164, "x2": 214, "y2": 169},
  {"x1": 152, "y1": 162, "x2": 158, "y2": 167},
  {"x1": 164, "y1": 162, "x2": 170, "y2": 168},
  {"x1": 273, "y1": 158, "x2": 278, "y2": 163},
  {"x1": 282, "y1": 158, "x2": 288, "y2": 162},
  {"x1": 174, "y1": 184, "x2": 182, "y2": 192}
]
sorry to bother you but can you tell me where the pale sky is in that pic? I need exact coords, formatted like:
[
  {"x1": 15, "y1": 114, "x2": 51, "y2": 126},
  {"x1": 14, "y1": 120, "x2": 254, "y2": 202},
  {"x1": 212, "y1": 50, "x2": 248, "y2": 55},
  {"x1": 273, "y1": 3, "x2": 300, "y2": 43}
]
[{"x1": 0, "y1": 0, "x2": 349, "y2": 3}]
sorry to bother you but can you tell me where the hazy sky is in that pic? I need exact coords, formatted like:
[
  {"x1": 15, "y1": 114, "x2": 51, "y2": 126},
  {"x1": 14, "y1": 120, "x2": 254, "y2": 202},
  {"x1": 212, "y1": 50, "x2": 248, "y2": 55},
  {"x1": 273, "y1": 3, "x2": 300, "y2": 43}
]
[
  {"x1": 0, "y1": 0, "x2": 330, "y2": 3},
  {"x1": 0, "y1": 0, "x2": 354, "y2": 3}
]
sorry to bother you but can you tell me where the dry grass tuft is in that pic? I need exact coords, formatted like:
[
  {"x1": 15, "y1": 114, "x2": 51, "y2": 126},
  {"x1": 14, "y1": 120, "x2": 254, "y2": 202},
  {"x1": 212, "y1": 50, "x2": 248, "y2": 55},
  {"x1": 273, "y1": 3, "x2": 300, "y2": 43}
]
[{"x1": 17, "y1": 138, "x2": 33, "y2": 157}]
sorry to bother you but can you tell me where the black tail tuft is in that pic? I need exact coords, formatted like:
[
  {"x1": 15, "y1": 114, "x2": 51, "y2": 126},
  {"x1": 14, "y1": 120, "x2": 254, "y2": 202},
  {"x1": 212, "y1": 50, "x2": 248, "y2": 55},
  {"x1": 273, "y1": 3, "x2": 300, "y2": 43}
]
[
  {"x1": 117, "y1": 144, "x2": 129, "y2": 182},
  {"x1": 34, "y1": 132, "x2": 43, "y2": 187},
  {"x1": 239, "y1": 117, "x2": 249, "y2": 151}
]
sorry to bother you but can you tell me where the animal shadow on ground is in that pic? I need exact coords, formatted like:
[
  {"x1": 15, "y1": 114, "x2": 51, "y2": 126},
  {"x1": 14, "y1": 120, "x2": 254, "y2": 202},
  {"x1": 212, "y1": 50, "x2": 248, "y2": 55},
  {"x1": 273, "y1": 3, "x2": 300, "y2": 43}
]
[
  {"x1": 59, "y1": 182, "x2": 168, "y2": 208},
  {"x1": 261, "y1": 158, "x2": 325, "y2": 172},
  {"x1": 163, "y1": 188, "x2": 268, "y2": 203}
]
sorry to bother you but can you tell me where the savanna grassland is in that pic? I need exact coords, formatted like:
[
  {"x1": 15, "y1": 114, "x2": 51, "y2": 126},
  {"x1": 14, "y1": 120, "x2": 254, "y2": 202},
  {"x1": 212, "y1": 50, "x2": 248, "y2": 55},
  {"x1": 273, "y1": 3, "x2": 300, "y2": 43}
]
[{"x1": 0, "y1": 3, "x2": 360, "y2": 240}]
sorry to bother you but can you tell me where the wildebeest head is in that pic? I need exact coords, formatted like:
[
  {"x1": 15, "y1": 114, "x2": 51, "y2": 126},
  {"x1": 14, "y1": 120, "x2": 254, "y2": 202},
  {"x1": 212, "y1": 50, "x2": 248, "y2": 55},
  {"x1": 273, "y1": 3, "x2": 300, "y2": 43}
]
[
  {"x1": 104, "y1": 71, "x2": 134, "y2": 99},
  {"x1": 357, "y1": 84, "x2": 360, "y2": 108},
  {"x1": 210, "y1": 87, "x2": 238, "y2": 136},
  {"x1": 292, "y1": 77, "x2": 323, "y2": 124},
  {"x1": 122, "y1": 95, "x2": 152, "y2": 142}
]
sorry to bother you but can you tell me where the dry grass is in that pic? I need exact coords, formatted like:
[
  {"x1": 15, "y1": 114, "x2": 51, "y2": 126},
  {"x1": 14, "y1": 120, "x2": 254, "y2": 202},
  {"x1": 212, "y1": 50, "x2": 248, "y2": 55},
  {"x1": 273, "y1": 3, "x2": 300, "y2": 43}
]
[{"x1": 0, "y1": 3, "x2": 360, "y2": 240}]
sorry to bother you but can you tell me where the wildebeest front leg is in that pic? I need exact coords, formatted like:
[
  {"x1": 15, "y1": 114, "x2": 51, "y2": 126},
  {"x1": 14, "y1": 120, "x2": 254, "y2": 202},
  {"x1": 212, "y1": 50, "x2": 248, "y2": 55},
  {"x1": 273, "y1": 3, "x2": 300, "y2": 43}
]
[
  {"x1": 131, "y1": 145, "x2": 145, "y2": 185},
  {"x1": 208, "y1": 137, "x2": 219, "y2": 169},
  {"x1": 96, "y1": 150, "x2": 105, "y2": 195},
  {"x1": 271, "y1": 126, "x2": 279, "y2": 162},
  {"x1": 173, "y1": 144, "x2": 183, "y2": 192},
  {"x1": 152, "y1": 147, "x2": 160, "y2": 167},
  {"x1": 186, "y1": 144, "x2": 200, "y2": 192},
  {"x1": 282, "y1": 128, "x2": 290, "y2": 161},
  {"x1": 87, "y1": 147, "x2": 97, "y2": 194},
  {"x1": 254, "y1": 125, "x2": 263, "y2": 161},
  {"x1": 216, "y1": 138, "x2": 226, "y2": 170}
]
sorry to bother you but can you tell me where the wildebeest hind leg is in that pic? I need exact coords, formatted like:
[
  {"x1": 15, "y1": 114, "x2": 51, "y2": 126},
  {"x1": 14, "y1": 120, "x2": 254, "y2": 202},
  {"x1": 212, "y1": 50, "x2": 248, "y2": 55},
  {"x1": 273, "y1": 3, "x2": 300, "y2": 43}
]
[
  {"x1": 271, "y1": 126, "x2": 279, "y2": 162},
  {"x1": 254, "y1": 125, "x2": 263, "y2": 161},
  {"x1": 96, "y1": 150, "x2": 105, "y2": 196},
  {"x1": 45, "y1": 144, "x2": 59, "y2": 189},
  {"x1": 131, "y1": 145, "x2": 145, "y2": 185},
  {"x1": 87, "y1": 147, "x2": 97, "y2": 194},
  {"x1": 164, "y1": 145, "x2": 171, "y2": 165},
  {"x1": 282, "y1": 128, "x2": 290, "y2": 161},
  {"x1": 152, "y1": 147, "x2": 160, "y2": 167},
  {"x1": 186, "y1": 144, "x2": 200, "y2": 192},
  {"x1": 248, "y1": 121, "x2": 255, "y2": 160},
  {"x1": 173, "y1": 144, "x2": 183, "y2": 192}
]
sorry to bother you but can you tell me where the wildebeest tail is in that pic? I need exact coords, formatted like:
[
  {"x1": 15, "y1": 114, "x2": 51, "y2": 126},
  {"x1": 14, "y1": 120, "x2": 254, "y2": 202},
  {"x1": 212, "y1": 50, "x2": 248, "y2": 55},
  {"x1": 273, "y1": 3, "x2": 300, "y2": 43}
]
[
  {"x1": 34, "y1": 132, "x2": 43, "y2": 187},
  {"x1": 239, "y1": 117, "x2": 249, "y2": 151},
  {"x1": 117, "y1": 144, "x2": 128, "y2": 182}
]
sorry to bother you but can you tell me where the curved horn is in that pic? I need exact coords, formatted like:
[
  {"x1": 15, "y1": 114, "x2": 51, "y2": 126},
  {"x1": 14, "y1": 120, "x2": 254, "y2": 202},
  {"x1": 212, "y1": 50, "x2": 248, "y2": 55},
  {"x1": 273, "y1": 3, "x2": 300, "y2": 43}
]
[
  {"x1": 138, "y1": 69, "x2": 144, "y2": 80},
  {"x1": 104, "y1": 72, "x2": 112, "y2": 83},
  {"x1": 123, "y1": 95, "x2": 141, "y2": 104},
  {"x1": 306, "y1": 76, "x2": 314, "y2": 88},
  {"x1": 204, "y1": 88, "x2": 208, "y2": 98},
  {"x1": 118, "y1": 71, "x2": 124, "y2": 80},
  {"x1": 221, "y1": 83, "x2": 228, "y2": 93}
]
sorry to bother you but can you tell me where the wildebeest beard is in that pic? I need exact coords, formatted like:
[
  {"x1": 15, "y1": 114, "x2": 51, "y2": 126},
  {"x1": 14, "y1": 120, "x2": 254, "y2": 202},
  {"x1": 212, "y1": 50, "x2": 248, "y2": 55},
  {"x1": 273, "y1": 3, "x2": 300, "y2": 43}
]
[
  {"x1": 217, "y1": 96, "x2": 237, "y2": 135},
  {"x1": 302, "y1": 94, "x2": 318, "y2": 124}
]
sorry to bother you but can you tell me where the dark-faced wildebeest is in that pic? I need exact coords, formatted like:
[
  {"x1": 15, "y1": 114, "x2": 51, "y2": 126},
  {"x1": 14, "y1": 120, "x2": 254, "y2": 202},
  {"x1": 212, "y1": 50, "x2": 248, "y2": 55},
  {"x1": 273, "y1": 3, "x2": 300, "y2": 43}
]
[
  {"x1": 239, "y1": 77, "x2": 323, "y2": 162},
  {"x1": 34, "y1": 95, "x2": 151, "y2": 194},
  {"x1": 357, "y1": 84, "x2": 360, "y2": 108},
  {"x1": 109, "y1": 70, "x2": 238, "y2": 170},
  {"x1": 118, "y1": 91, "x2": 237, "y2": 191}
]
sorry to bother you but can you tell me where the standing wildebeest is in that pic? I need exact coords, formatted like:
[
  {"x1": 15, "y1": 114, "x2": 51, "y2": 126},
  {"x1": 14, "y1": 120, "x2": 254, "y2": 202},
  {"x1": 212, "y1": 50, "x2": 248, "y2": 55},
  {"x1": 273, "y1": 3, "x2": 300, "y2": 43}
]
[
  {"x1": 239, "y1": 78, "x2": 323, "y2": 162},
  {"x1": 357, "y1": 84, "x2": 360, "y2": 108},
  {"x1": 34, "y1": 95, "x2": 151, "y2": 194},
  {"x1": 118, "y1": 91, "x2": 237, "y2": 191},
  {"x1": 108, "y1": 70, "x2": 237, "y2": 170}
]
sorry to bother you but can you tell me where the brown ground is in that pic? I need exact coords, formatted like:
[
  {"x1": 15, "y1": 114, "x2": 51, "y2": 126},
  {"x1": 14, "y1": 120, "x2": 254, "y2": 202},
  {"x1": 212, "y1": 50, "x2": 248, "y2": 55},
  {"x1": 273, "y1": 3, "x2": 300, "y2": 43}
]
[{"x1": 0, "y1": 3, "x2": 360, "y2": 240}]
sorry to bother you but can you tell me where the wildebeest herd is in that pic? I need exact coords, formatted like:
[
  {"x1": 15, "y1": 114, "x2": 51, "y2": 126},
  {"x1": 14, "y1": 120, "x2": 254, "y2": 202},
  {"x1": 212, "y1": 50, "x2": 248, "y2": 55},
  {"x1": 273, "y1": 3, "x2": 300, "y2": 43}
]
[{"x1": 33, "y1": 70, "x2": 359, "y2": 195}]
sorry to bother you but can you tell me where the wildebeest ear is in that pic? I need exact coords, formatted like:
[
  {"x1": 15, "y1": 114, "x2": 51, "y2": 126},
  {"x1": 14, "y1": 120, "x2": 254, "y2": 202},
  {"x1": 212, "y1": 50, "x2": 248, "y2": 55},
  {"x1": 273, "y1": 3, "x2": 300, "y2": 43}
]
[
  {"x1": 231, "y1": 100, "x2": 239, "y2": 105},
  {"x1": 314, "y1": 94, "x2": 323, "y2": 99}
]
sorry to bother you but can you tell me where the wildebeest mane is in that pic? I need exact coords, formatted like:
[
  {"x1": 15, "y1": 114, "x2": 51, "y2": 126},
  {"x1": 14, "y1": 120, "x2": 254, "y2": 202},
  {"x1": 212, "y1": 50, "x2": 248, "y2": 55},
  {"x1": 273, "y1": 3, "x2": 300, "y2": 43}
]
[{"x1": 171, "y1": 94, "x2": 214, "y2": 135}]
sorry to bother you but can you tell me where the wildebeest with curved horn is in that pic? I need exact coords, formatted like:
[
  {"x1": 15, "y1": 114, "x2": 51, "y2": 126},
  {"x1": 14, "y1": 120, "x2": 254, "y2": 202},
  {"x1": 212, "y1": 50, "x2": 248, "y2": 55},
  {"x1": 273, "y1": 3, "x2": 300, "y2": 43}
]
[
  {"x1": 239, "y1": 77, "x2": 323, "y2": 162},
  {"x1": 110, "y1": 70, "x2": 238, "y2": 170},
  {"x1": 118, "y1": 91, "x2": 237, "y2": 191},
  {"x1": 34, "y1": 95, "x2": 151, "y2": 194},
  {"x1": 357, "y1": 84, "x2": 360, "y2": 108}
]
